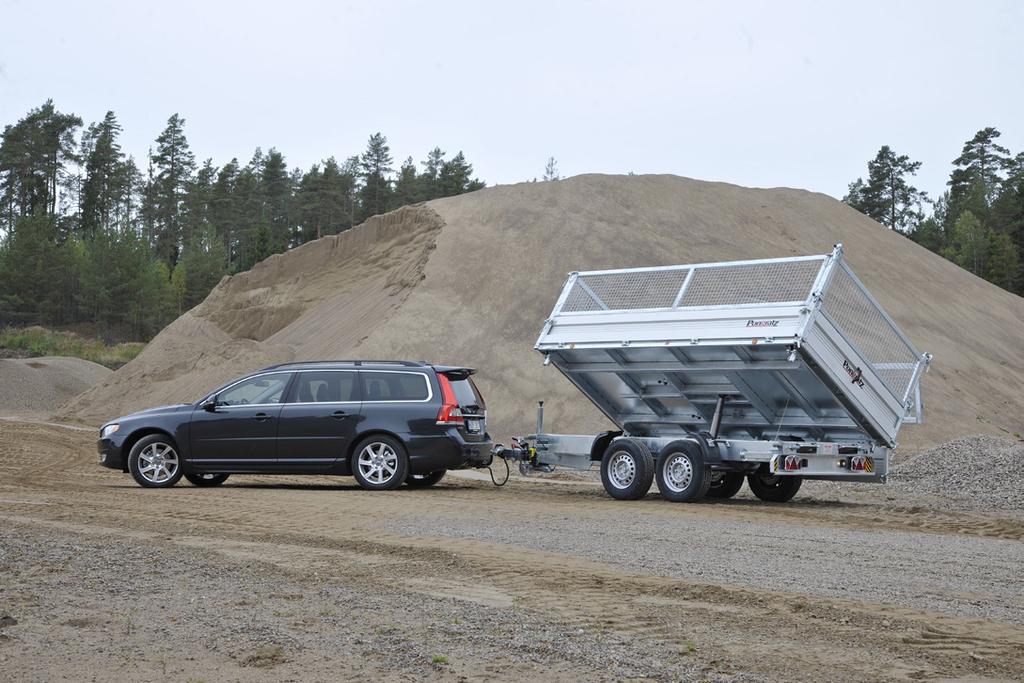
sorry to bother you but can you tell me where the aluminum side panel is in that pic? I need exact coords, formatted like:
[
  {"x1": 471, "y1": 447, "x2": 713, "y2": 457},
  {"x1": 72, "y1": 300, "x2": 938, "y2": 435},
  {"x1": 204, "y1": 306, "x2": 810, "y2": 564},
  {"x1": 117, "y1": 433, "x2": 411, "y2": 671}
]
[
  {"x1": 801, "y1": 317, "x2": 905, "y2": 445},
  {"x1": 537, "y1": 304, "x2": 806, "y2": 350}
]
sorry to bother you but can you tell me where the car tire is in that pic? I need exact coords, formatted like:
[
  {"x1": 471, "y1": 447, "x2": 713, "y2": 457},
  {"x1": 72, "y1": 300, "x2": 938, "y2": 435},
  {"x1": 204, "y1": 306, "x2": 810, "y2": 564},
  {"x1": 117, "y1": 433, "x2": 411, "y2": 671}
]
[
  {"x1": 406, "y1": 470, "x2": 446, "y2": 488},
  {"x1": 352, "y1": 435, "x2": 409, "y2": 491},
  {"x1": 706, "y1": 471, "x2": 745, "y2": 499},
  {"x1": 747, "y1": 469, "x2": 803, "y2": 502},
  {"x1": 600, "y1": 438, "x2": 655, "y2": 501},
  {"x1": 128, "y1": 434, "x2": 184, "y2": 489},
  {"x1": 184, "y1": 473, "x2": 230, "y2": 487},
  {"x1": 655, "y1": 440, "x2": 711, "y2": 503}
]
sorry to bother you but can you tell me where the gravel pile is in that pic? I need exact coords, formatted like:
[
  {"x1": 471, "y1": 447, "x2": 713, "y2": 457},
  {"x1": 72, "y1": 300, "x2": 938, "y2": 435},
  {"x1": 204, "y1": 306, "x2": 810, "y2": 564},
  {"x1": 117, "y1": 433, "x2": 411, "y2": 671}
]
[
  {"x1": 892, "y1": 434, "x2": 1024, "y2": 511},
  {"x1": 0, "y1": 356, "x2": 111, "y2": 413}
]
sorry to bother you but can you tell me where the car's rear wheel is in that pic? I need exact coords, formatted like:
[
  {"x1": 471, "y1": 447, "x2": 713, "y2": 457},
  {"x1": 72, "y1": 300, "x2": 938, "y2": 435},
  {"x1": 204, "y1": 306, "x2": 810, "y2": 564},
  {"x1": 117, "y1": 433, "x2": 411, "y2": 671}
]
[
  {"x1": 352, "y1": 435, "x2": 409, "y2": 491},
  {"x1": 128, "y1": 435, "x2": 183, "y2": 488},
  {"x1": 184, "y1": 472, "x2": 230, "y2": 487},
  {"x1": 406, "y1": 470, "x2": 446, "y2": 488}
]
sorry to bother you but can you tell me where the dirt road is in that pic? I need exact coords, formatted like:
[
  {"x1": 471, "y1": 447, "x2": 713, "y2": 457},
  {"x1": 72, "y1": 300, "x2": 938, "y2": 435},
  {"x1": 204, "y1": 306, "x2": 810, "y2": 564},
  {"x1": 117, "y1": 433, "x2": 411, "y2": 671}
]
[{"x1": 1, "y1": 420, "x2": 1022, "y2": 681}]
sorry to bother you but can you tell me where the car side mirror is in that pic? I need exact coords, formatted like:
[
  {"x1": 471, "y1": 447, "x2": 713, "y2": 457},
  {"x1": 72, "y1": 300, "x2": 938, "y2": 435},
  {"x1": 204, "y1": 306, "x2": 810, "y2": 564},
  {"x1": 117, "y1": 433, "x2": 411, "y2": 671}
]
[{"x1": 200, "y1": 398, "x2": 217, "y2": 412}]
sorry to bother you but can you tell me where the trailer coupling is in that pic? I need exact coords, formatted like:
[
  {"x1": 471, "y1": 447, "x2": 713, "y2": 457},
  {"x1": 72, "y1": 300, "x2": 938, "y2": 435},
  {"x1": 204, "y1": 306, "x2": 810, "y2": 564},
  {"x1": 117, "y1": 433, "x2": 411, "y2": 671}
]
[{"x1": 491, "y1": 439, "x2": 554, "y2": 476}]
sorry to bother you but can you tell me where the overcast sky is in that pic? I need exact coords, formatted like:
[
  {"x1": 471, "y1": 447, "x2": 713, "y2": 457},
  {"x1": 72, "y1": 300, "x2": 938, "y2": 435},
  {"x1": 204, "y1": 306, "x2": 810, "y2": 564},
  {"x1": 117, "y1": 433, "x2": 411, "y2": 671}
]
[{"x1": 1, "y1": 0, "x2": 1021, "y2": 202}]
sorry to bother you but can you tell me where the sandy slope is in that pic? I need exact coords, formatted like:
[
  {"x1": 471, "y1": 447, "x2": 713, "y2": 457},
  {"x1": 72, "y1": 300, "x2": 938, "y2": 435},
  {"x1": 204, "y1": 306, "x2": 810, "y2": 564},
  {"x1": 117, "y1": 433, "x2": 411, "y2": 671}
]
[{"x1": 62, "y1": 174, "x2": 1024, "y2": 449}]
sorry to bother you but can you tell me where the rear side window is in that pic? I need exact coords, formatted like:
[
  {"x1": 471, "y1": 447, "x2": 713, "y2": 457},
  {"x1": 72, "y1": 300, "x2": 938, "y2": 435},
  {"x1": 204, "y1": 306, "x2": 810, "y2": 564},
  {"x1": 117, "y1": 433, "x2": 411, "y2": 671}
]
[
  {"x1": 292, "y1": 371, "x2": 358, "y2": 403},
  {"x1": 448, "y1": 376, "x2": 485, "y2": 408},
  {"x1": 361, "y1": 372, "x2": 430, "y2": 401}
]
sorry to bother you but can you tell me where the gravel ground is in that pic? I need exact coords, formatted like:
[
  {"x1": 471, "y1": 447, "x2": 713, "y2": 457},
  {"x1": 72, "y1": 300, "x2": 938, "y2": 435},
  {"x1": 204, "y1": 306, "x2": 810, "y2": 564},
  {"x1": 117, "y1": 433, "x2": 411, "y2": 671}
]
[
  {"x1": 385, "y1": 497, "x2": 1024, "y2": 625},
  {"x1": 0, "y1": 522, "x2": 741, "y2": 682},
  {"x1": 2, "y1": 420, "x2": 1023, "y2": 682}
]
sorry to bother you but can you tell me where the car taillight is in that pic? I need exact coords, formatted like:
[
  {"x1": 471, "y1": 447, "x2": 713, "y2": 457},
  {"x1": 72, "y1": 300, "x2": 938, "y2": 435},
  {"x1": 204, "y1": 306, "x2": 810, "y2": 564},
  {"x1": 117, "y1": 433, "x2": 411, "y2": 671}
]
[{"x1": 436, "y1": 373, "x2": 464, "y2": 425}]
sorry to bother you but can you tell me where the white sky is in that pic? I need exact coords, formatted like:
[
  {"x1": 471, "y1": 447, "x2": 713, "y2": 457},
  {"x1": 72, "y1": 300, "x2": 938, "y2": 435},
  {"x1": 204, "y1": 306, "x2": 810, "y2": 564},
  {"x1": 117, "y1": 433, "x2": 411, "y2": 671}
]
[{"x1": 1, "y1": 0, "x2": 1021, "y2": 201}]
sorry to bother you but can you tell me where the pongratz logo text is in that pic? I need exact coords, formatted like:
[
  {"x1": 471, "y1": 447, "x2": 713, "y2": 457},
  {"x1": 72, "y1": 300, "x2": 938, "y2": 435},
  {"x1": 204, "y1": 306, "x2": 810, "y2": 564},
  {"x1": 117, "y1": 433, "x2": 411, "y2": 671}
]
[{"x1": 746, "y1": 320, "x2": 780, "y2": 327}]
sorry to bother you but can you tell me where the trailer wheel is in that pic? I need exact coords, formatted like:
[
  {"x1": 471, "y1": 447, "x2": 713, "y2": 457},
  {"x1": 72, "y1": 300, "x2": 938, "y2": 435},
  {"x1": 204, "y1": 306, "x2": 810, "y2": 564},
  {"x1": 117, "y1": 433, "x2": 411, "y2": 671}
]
[
  {"x1": 747, "y1": 469, "x2": 803, "y2": 502},
  {"x1": 600, "y1": 439, "x2": 654, "y2": 500},
  {"x1": 706, "y1": 471, "x2": 744, "y2": 499},
  {"x1": 655, "y1": 441, "x2": 711, "y2": 503}
]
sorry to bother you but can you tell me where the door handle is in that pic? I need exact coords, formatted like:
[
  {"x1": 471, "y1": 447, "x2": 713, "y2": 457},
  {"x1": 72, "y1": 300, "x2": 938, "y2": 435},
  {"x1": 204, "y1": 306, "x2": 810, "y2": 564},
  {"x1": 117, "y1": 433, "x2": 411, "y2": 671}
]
[
  {"x1": 254, "y1": 412, "x2": 271, "y2": 422},
  {"x1": 331, "y1": 410, "x2": 347, "y2": 419}
]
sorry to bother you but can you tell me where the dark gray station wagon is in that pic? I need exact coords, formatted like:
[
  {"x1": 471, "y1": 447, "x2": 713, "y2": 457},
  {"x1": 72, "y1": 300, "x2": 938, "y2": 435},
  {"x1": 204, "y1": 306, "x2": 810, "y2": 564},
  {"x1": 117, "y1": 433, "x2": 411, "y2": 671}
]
[{"x1": 97, "y1": 361, "x2": 493, "y2": 490}]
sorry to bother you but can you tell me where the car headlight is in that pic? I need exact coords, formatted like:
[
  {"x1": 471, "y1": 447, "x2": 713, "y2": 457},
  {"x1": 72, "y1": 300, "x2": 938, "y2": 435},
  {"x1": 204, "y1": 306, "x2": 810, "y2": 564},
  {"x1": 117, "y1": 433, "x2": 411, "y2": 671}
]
[{"x1": 101, "y1": 424, "x2": 120, "y2": 438}]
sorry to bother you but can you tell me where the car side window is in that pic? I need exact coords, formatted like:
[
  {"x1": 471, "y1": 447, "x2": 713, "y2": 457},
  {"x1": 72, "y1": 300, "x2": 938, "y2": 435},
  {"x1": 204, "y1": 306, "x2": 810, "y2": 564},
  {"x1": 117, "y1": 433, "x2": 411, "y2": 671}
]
[
  {"x1": 361, "y1": 372, "x2": 429, "y2": 401},
  {"x1": 292, "y1": 371, "x2": 358, "y2": 403},
  {"x1": 216, "y1": 374, "x2": 291, "y2": 407}
]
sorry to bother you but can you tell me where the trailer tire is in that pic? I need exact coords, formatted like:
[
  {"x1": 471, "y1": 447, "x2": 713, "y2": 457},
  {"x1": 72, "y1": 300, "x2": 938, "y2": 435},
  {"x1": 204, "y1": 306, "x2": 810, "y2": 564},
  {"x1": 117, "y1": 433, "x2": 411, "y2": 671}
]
[
  {"x1": 706, "y1": 471, "x2": 744, "y2": 499},
  {"x1": 747, "y1": 469, "x2": 803, "y2": 502},
  {"x1": 600, "y1": 439, "x2": 654, "y2": 500},
  {"x1": 655, "y1": 441, "x2": 711, "y2": 503}
]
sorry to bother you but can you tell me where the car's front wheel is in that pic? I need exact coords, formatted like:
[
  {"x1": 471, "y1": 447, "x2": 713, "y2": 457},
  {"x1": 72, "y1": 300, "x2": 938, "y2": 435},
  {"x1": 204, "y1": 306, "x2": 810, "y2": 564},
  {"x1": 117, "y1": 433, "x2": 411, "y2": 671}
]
[
  {"x1": 352, "y1": 436, "x2": 409, "y2": 491},
  {"x1": 128, "y1": 435, "x2": 183, "y2": 488},
  {"x1": 184, "y1": 473, "x2": 230, "y2": 487}
]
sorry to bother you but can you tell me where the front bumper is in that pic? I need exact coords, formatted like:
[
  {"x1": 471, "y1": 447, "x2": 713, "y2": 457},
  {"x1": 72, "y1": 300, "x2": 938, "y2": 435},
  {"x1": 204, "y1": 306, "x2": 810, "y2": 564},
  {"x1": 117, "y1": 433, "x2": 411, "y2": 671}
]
[{"x1": 97, "y1": 436, "x2": 127, "y2": 471}]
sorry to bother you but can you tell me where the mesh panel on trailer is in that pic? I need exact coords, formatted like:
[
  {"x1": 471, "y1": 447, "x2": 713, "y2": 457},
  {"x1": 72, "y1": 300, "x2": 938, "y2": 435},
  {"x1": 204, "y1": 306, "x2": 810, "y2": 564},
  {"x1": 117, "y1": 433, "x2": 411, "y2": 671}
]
[
  {"x1": 562, "y1": 269, "x2": 689, "y2": 312},
  {"x1": 678, "y1": 260, "x2": 824, "y2": 307},
  {"x1": 585, "y1": 269, "x2": 690, "y2": 310},
  {"x1": 562, "y1": 281, "x2": 604, "y2": 312},
  {"x1": 820, "y1": 266, "x2": 918, "y2": 400}
]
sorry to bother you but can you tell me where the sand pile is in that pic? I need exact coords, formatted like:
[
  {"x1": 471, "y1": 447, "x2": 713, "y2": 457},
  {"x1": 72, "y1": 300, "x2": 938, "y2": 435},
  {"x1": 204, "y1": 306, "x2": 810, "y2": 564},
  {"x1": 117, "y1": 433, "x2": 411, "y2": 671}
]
[
  {"x1": 0, "y1": 357, "x2": 111, "y2": 413},
  {"x1": 892, "y1": 435, "x2": 1024, "y2": 511},
  {"x1": 63, "y1": 175, "x2": 1024, "y2": 450}
]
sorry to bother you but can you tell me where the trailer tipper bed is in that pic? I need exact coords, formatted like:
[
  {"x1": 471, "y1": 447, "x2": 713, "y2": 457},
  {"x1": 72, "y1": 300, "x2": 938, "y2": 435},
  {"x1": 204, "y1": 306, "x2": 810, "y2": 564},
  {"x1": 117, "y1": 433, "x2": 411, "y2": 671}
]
[{"x1": 496, "y1": 245, "x2": 932, "y2": 503}]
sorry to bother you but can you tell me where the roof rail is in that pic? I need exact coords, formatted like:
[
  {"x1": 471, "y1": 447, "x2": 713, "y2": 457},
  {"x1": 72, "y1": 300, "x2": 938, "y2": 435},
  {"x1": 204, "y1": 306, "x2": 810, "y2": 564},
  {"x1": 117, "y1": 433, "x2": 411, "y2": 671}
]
[{"x1": 261, "y1": 360, "x2": 426, "y2": 370}]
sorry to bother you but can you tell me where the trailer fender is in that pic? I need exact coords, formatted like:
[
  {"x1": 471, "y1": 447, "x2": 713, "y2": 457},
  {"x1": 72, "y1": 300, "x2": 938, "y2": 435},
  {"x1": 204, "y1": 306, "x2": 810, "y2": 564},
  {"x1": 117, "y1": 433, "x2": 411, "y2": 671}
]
[
  {"x1": 696, "y1": 431, "x2": 723, "y2": 464},
  {"x1": 590, "y1": 430, "x2": 623, "y2": 461}
]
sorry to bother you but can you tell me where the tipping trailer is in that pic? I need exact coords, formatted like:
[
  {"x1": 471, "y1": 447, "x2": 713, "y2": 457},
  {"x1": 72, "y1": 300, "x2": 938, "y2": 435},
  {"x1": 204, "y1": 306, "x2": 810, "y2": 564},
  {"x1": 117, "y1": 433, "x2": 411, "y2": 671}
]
[{"x1": 496, "y1": 245, "x2": 932, "y2": 503}]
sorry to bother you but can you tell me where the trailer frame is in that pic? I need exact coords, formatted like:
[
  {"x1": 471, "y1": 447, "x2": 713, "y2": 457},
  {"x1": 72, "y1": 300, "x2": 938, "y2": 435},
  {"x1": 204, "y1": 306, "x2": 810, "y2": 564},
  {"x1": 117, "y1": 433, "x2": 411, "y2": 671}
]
[{"x1": 503, "y1": 245, "x2": 931, "y2": 501}]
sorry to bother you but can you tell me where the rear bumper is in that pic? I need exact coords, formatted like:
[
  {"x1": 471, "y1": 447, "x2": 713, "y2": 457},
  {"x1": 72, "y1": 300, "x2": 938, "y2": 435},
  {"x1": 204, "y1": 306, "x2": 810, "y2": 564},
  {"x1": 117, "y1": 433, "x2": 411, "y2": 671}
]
[{"x1": 406, "y1": 429, "x2": 493, "y2": 474}]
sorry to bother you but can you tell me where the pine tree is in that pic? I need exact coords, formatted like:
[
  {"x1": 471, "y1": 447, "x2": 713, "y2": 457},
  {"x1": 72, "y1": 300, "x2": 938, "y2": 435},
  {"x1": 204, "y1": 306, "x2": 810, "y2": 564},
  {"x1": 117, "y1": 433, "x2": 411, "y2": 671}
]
[
  {"x1": 149, "y1": 114, "x2": 196, "y2": 269},
  {"x1": 543, "y1": 156, "x2": 559, "y2": 181},
  {"x1": 942, "y1": 210, "x2": 989, "y2": 276},
  {"x1": 295, "y1": 157, "x2": 353, "y2": 242},
  {"x1": 260, "y1": 148, "x2": 291, "y2": 251},
  {"x1": 182, "y1": 159, "x2": 216, "y2": 248},
  {"x1": 80, "y1": 111, "x2": 130, "y2": 239},
  {"x1": 990, "y1": 154, "x2": 1024, "y2": 293},
  {"x1": 358, "y1": 133, "x2": 393, "y2": 221},
  {"x1": 0, "y1": 100, "x2": 82, "y2": 228},
  {"x1": 210, "y1": 158, "x2": 240, "y2": 270},
  {"x1": 843, "y1": 146, "x2": 928, "y2": 231},
  {"x1": 393, "y1": 156, "x2": 419, "y2": 208},
  {"x1": 949, "y1": 127, "x2": 1012, "y2": 210},
  {"x1": 984, "y1": 231, "x2": 1020, "y2": 292},
  {"x1": 438, "y1": 152, "x2": 483, "y2": 197},
  {"x1": 232, "y1": 160, "x2": 263, "y2": 271},
  {"x1": 419, "y1": 147, "x2": 445, "y2": 200}
]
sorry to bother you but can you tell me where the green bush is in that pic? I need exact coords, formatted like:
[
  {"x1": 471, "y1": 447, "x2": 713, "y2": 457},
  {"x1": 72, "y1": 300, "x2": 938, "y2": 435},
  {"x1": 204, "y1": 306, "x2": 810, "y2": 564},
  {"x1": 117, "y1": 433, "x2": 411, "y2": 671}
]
[{"x1": 0, "y1": 326, "x2": 144, "y2": 369}]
